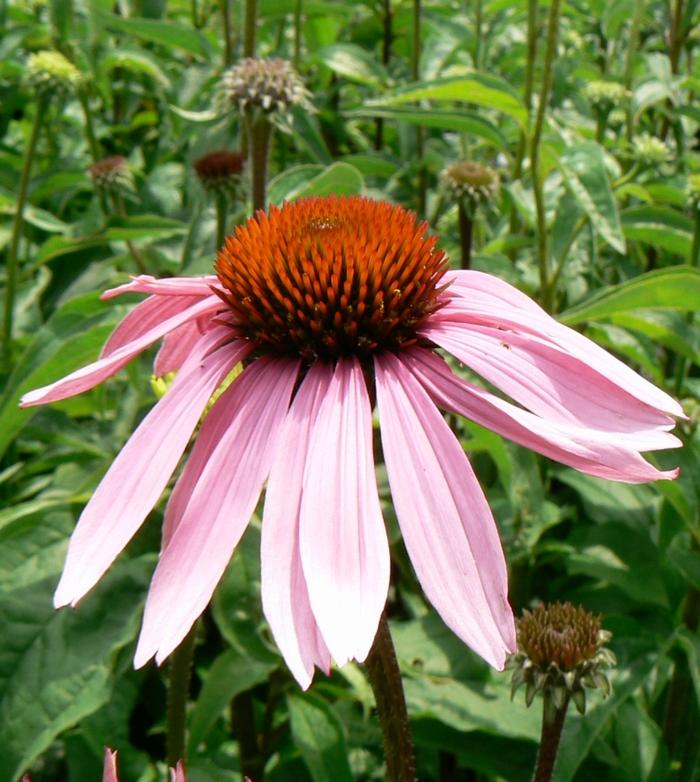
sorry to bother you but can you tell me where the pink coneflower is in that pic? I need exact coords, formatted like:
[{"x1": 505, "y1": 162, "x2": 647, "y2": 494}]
[
  {"x1": 24, "y1": 749, "x2": 186, "y2": 782},
  {"x1": 21, "y1": 196, "x2": 682, "y2": 688}
]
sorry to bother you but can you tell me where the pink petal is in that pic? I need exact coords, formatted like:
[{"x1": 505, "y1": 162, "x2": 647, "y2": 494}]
[
  {"x1": 101, "y1": 274, "x2": 219, "y2": 300},
  {"x1": 53, "y1": 328, "x2": 246, "y2": 608},
  {"x1": 154, "y1": 320, "x2": 207, "y2": 376},
  {"x1": 102, "y1": 749, "x2": 118, "y2": 782},
  {"x1": 261, "y1": 362, "x2": 333, "y2": 688},
  {"x1": 134, "y1": 357, "x2": 299, "y2": 667},
  {"x1": 422, "y1": 319, "x2": 679, "y2": 444},
  {"x1": 434, "y1": 270, "x2": 683, "y2": 418},
  {"x1": 102, "y1": 294, "x2": 212, "y2": 358},
  {"x1": 299, "y1": 358, "x2": 390, "y2": 666},
  {"x1": 375, "y1": 351, "x2": 515, "y2": 669},
  {"x1": 170, "y1": 761, "x2": 186, "y2": 782},
  {"x1": 407, "y1": 348, "x2": 679, "y2": 483},
  {"x1": 21, "y1": 296, "x2": 221, "y2": 407}
]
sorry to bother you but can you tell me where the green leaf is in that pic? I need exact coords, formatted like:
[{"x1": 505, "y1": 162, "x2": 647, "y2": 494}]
[
  {"x1": 104, "y1": 214, "x2": 188, "y2": 241},
  {"x1": 560, "y1": 266, "x2": 700, "y2": 325},
  {"x1": 314, "y1": 43, "x2": 390, "y2": 88},
  {"x1": 96, "y1": 10, "x2": 209, "y2": 57},
  {"x1": 288, "y1": 693, "x2": 354, "y2": 782},
  {"x1": 0, "y1": 292, "x2": 126, "y2": 461},
  {"x1": 621, "y1": 205, "x2": 692, "y2": 257},
  {"x1": 293, "y1": 162, "x2": 364, "y2": 199},
  {"x1": 347, "y1": 106, "x2": 508, "y2": 150},
  {"x1": 558, "y1": 142, "x2": 625, "y2": 253},
  {"x1": 367, "y1": 73, "x2": 527, "y2": 128},
  {"x1": 188, "y1": 649, "x2": 274, "y2": 752}
]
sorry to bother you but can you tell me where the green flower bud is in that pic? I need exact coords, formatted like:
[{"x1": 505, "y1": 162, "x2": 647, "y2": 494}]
[{"x1": 26, "y1": 50, "x2": 82, "y2": 97}]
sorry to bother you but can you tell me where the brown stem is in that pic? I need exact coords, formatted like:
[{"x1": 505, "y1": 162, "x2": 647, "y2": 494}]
[
  {"x1": 166, "y1": 623, "x2": 198, "y2": 767},
  {"x1": 365, "y1": 613, "x2": 416, "y2": 782},
  {"x1": 533, "y1": 693, "x2": 569, "y2": 782},
  {"x1": 221, "y1": 0, "x2": 233, "y2": 66},
  {"x1": 245, "y1": 112, "x2": 273, "y2": 213}
]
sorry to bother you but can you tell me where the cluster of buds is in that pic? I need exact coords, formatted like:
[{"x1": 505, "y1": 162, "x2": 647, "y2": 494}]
[
  {"x1": 441, "y1": 161, "x2": 500, "y2": 211},
  {"x1": 509, "y1": 602, "x2": 615, "y2": 720},
  {"x1": 582, "y1": 80, "x2": 629, "y2": 111},
  {"x1": 217, "y1": 57, "x2": 311, "y2": 118},
  {"x1": 88, "y1": 155, "x2": 135, "y2": 197},
  {"x1": 631, "y1": 133, "x2": 672, "y2": 166},
  {"x1": 26, "y1": 50, "x2": 82, "y2": 98},
  {"x1": 193, "y1": 149, "x2": 246, "y2": 200}
]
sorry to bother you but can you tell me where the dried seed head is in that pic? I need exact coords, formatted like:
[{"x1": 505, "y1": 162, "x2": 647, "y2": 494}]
[
  {"x1": 89, "y1": 156, "x2": 135, "y2": 195},
  {"x1": 194, "y1": 150, "x2": 246, "y2": 199},
  {"x1": 215, "y1": 196, "x2": 448, "y2": 363},
  {"x1": 441, "y1": 161, "x2": 500, "y2": 209},
  {"x1": 26, "y1": 50, "x2": 82, "y2": 97},
  {"x1": 217, "y1": 57, "x2": 311, "y2": 116},
  {"x1": 508, "y1": 602, "x2": 615, "y2": 715}
]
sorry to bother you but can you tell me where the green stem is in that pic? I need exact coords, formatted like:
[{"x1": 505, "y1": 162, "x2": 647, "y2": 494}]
[
  {"x1": 375, "y1": 0, "x2": 392, "y2": 150},
  {"x1": 114, "y1": 194, "x2": 148, "y2": 274},
  {"x1": 533, "y1": 692, "x2": 570, "y2": 782},
  {"x1": 473, "y1": 0, "x2": 482, "y2": 68},
  {"x1": 190, "y1": 0, "x2": 200, "y2": 28},
  {"x1": 293, "y1": 0, "x2": 303, "y2": 69},
  {"x1": 412, "y1": 0, "x2": 425, "y2": 217},
  {"x1": 365, "y1": 614, "x2": 416, "y2": 782},
  {"x1": 458, "y1": 201, "x2": 473, "y2": 270},
  {"x1": 623, "y1": 0, "x2": 645, "y2": 142},
  {"x1": 3, "y1": 94, "x2": 47, "y2": 365},
  {"x1": 79, "y1": 92, "x2": 100, "y2": 164},
  {"x1": 166, "y1": 623, "x2": 198, "y2": 767},
  {"x1": 243, "y1": 0, "x2": 258, "y2": 57},
  {"x1": 215, "y1": 194, "x2": 228, "y2": 250},
  {"x1": 232, "y1": 690, "x2": 262, "y2": 780},
  {"x1": 246, "y1": 111, "x2": 273, "y2": 213},
  {"x1": 179, "y1": 197, "x2": 204, "y2": 273},
  {"x1": 530, "y1": 0, "x2": 561, "y2": 312},
  {"x1": 221, "y1": 0, "x2": 233, "y2": 65}
]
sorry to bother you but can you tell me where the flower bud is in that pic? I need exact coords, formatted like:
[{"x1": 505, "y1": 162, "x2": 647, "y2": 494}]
[
  {"x1": 26, "y1": 50, "x2": 82, "y2": 97},
  {"x1": 440, "y1": 161, "x2": 500, "y2": 211},
  {"x1": 89, "y1": 156, "x2": 135, "y2": 196},
  {"x1": 193, "y1": 149, "x2": 246, "y2": 200}
]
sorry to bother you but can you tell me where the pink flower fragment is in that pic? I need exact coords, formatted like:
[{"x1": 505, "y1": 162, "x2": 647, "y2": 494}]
[
  {"x1": 21, "y1": 196, "x2": 682, "y2": 689},
  {"x1": 23, "y1": 749, "x2": 186, "y2": 782}
]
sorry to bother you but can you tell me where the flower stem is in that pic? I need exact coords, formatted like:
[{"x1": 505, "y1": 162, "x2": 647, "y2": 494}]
[
  {"x1": 472, "y1": 0, "x2": 482, "y2": 69},
  {"x1": 221, "y1": 0, "x2": 233, "y2": 65},
  {"x1": 243, "y1": 0, "x2": 258, "y2": 57},
  {"x1": 293, "y1": 0, "x2": 303, "y2": 69},
  {"x1": 113, "y1": 193, "x2": 148, "y2": 274},
  {"x1": 79, "y1": 91, "x2": 100, "y2": 164},
  {"x1": 375, "y1": 0, "x2": 392, "y2": 150},
  {"x1": 412, "y1": 0, "x2": 426, "y2": 218},
  {"x1": 623, "y1": 0, "x2": 645, "y2": 142},
  {"x1": 166, "y1": 622, "x2": 198, "y2": 767},
  {"x1": 245, "y1": 111, "x2": 273, "y2": 213},
  {"x1": 179, "y1": 197, "x2": 203, "y2": 273},
  {"x1": 533, "y1": 692, "x2": 570, "y2": 782},
  {"x1": 530, "y1": 0, "x2": 561, "y2": 312},
  {"x1": 3, "y1": 94, "x2": 47, "y2": 366},
  {"x1": 365, "y1": 613, "x2": 416, "y2": 782},
  {"x1": 215, "y1": 193, "x2": 228, "y2": 250},
  {"x1": 458, "y1": 201, "x2": 473, "y2": 270}
]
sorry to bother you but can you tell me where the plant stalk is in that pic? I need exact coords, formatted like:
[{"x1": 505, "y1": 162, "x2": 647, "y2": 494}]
[
  {"x1": 458, "y1": 202, "x2": 473, "y2": 269},
  {"x1": 3, "y1": 94, "x2": 47, "y2": 364},
  {"x1": 245, "y1": 111, "x2": 273, "y2": 213},
  {"x1": 365, "y1": 613, "x2": 416, "y2": 782},
  {"x1": 293, "y1": 0, "x2": 303, "y2": 69},
  {"x1": 215, "y1": 193, "x2": 228, "y2": 250},
  {"x1": 533, "y1": 692, "x2": 570, "y2": 782},
  {"x1": 412, "y1": 0, "x2": 426, "y2": 217},
  {"x1": 179, "y1": 197, "x2": 204, "y2": 273},
  {"x1": 243, "y1": 0, "x2": 258, "y2": 57},
  {"x1": 623, "y1": 0, "x2": 645, "y2": 141},
  {"x1": 530, "y1": 0, "x2": 561, "y2": 311},
  {"x1": 221, "y1": 0, "x2": 233, "y2": 65},
  {"x1": 166, "y1": 622, "x2": 198, "y2": 767},
  {"x1": 375, "y1": 0, "x2": 392, "y2": 150}
]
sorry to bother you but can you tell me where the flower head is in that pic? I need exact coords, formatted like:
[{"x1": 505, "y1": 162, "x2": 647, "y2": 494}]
[
  {"x1": 194, "y1": 149, "x2": 246, "y2": 199},
  {"x1": 89, "y1": 156, "x2": 135, "y2": 196},
  {"x1": 21, "y1": 196, "x2": 682, "y2": 689},
  {"x1": 217, "y1": 57, "x2": 311, "y2": 116},
  {"x1": 26, "y1": 50, "x2": 82, "y2": 96},
  {"x1": 631, "y1": 132, "x2": 672, "y2": 165},
  {"x1": 509, "y1": 602, "x2": 616, "y2": 715},
  {"x1": 441, "y1": 161, "x2": 500, "y2": 210},
  {"x1": 582, "y1": 80, "x2": 628, "y2": 110}
]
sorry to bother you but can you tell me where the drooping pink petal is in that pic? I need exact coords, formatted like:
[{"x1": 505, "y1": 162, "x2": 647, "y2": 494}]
[
  {"x1": 170, "y1": 761, "x2": 186, "y2": 782},
  {"x1": 154, "y1": 320, "x2": 207, "y2": 376},
  {"x1": 433, "y1": 270, "x2": 683, "y2": 418},
  {"x1": 21, "y1": 295, "x2": 221, "y2": 407},
  {"x1": 407, "y1": 348, "x2": 679, "y2": 483},
  {"x1": 299, "y1": 358, "x2": 390, "y2": 666},
  {"x1": 101, "y1": 274, "x2": 219, "y2": 300},
  {"x1": 102, "y1": 749, "x2": 119, "y2": 782},
  {"x1": 422, "y1": 319, "x2": 680, "y2": 442},
  {"x1": 261, "y1": 362, "x2": 333, "y2": 689},
  {"x1": 102, "y1": 294, "x2": 212, "y2": 358},
  {"x1": 375, "y1": 351, "x2": 516, "y2": 669},
  {"x1": 53, "y1": 328, "x2": 246, "y2": 608},
  {"x1": 134, "y1": 357, "x2": 299, "y2": 667}
]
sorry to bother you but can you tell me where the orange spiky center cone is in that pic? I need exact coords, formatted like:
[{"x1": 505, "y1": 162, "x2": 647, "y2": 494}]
[{"x1": 215, "y1": 196, "x2": 448, "y2": 361}]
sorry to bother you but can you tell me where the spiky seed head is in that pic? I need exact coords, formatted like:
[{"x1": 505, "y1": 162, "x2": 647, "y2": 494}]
[
  {"x1": 441, "y1": 161, "x2": 500, "y2": 209},
  {"x1": 508, "y1": 602, "x2": 615, "y2": 716},
  {"x1": 632, "y1": 133, "x2": 672, "y2": 165},
  {"x1": 26, "y1": 50, "x2": 82, "y2": 97},
  {"x1": 217, "y1": 57, "x2": 311, "y2": 116},
  {"x1": 582, "y1": 80, "x2": 629, "y2": 109},
  {"x1": 89, "y1": 156, "x2": 135, "y2": 196},
  {"x1": 193, "y1": 150, "x2": 246, "y2": 200}
]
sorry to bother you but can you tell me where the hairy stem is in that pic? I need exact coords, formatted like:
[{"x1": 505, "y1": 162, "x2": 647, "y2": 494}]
[
  {"x1": 245, "y1": 112, "x2": 273, "y2": 213},
  {"x1": 530, "y1": 0, "x2": 561, "y2": 311},
  {"x1": 3, "y1": 94, "x2": 47, "y2": 365},
  {"x1": 166, "y1": 623, "x2": 198, "y2": 767},
  {"x1": 365, "y1": 614, "x2": 416, "y2": 782},
  {"x1": 534, "y1": 693, "x2": 570, "y2": 782}
]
